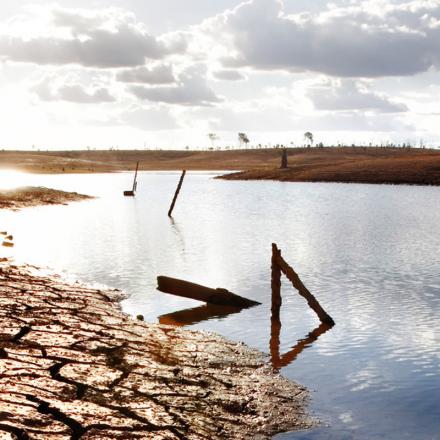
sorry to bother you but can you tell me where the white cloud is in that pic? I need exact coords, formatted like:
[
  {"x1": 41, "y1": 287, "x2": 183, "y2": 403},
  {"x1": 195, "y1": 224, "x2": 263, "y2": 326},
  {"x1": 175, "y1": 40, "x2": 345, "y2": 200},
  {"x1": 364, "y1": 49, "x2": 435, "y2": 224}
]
[
  {"x1": 200, "y1": 0, "x2": 440, "y2": 77},
  {"x1": 307, "y1": 78, "x2": 408, "y2": 112},
  {"x1": 32, "y1": 77, "x2": 115, "y2": 103},
  {"x1": 128, "y1": 66, "x2": 221, "y2": 106},
  {"x1": 0, "y1": 6, "x2": 186, "y2": 68},
  {"x1": 116, "y1": 64, "x2": 176, "y2": 84}
]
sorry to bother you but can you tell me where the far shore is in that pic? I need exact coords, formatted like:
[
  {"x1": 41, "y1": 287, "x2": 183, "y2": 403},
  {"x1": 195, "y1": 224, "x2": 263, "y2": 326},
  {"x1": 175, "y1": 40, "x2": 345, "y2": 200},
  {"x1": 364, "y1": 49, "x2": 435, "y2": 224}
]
[{"x1": 1, "y1": 147, "x2": 440, "y2": 186}]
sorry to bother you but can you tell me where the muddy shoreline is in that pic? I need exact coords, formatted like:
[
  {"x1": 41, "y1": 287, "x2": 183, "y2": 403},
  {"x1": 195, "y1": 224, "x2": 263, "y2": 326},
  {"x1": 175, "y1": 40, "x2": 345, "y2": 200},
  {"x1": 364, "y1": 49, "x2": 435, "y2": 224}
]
[
  {"x1": 0, "y1": 262, "x2": 313, "y2": 439},
  {"x1": 0, "y1": 193, "x2": 314, "y2": 438},
  {"x1": 0, "y1": 187, "x2": 93, "y2": 211}
]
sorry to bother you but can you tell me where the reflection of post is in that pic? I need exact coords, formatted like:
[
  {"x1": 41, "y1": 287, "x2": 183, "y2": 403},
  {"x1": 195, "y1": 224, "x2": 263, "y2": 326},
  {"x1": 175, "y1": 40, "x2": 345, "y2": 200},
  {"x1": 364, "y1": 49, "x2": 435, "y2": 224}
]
[
  {"x1": 272, "y1": 243, "x2": 335, "y2": 326},
  {"x1": 270, "y1": 314, "x2": 281, "y2": 368},
  {"x1": 271, "y1": 244, "x2": 282, "y2": 321},
  {"x1": 168, "y1": 170, "x2": 186, "y2": 217},
  {"x1": 271, "y1": 322, "x2": 332, "y2": 370}
]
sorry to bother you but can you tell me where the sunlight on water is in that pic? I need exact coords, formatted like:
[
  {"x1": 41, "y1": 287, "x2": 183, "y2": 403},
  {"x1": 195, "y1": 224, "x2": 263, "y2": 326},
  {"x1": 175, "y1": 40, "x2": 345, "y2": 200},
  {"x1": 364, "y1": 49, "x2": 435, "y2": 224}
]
[
  {"x1": 0, "y1": 170, "x2": 35, "y2": 189},
  {"x1": 1, "y1": 172, "x2": 439, "y2": 440}
]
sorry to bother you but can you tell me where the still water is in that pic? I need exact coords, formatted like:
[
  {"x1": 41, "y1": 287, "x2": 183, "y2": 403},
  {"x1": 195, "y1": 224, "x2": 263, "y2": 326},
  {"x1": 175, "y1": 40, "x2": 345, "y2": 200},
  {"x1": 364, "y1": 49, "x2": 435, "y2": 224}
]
[{"x1": 0, "y1": 171, "x2": 439, "y2": 439}]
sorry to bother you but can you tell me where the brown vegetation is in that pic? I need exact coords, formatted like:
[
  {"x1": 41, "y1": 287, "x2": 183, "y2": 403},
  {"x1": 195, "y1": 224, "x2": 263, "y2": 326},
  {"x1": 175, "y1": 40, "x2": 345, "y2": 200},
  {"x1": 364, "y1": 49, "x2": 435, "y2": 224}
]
[{"x1": 1, "y1": 147, "x2": 440, "y2": 185}]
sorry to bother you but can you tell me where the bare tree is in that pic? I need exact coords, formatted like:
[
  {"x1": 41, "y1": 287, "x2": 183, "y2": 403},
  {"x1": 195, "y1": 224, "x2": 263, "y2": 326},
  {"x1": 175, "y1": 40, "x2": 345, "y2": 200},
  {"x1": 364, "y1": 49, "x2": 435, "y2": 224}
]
[
  {"x1": 208, "y1": 133, "x2": 219, "y2": 149},
  {"x1": 238, "y1": 132, "x2": 250, "y2": 149},
  {"x1": 304, "y1": 132, "x2": 314, "y2": 147}
]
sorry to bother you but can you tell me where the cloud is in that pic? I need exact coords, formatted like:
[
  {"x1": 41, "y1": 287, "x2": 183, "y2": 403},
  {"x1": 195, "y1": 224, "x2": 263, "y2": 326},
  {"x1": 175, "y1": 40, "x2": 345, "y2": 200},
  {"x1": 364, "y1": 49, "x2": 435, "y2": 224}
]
[
  {"x1": 212, "y1": 69, "x2": 247, "y2": 81},
  {"x1": 307, "y1": 79, "x2": 408, "y2": 112},
  {"x1": 201, "y1": 0, "x2": 440, "y2": 77},
  {"x1": 33, "y1": 78, "x2": 115, "y2": 104},
  {"x1": 128, "y1": 66, "x2": 221, "y2": 106},
  {"x1": 116, "y1": 64, "x2": 176, "y2": 84},
  {"x1": 0, "y1": 6, "x2": 186, "y2": 68}
]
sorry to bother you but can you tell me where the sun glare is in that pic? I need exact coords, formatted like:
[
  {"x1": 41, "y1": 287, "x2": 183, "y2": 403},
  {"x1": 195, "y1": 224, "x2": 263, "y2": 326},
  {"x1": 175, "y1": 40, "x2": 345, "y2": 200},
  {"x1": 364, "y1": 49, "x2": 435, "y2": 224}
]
[{"x1": 0, "y1": 170, "x2": 33, "y2": 190}]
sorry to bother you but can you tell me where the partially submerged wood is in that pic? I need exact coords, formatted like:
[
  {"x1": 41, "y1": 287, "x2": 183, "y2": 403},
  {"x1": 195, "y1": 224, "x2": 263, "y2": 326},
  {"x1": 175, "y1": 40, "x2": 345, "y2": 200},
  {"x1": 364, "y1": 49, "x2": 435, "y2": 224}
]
[
  {"x1": 157, "y1": 276, "x2": 261, "y2": 308},
  {"x1": 168, "y1": 170, "x2": 186, "y2": 217},
  {"x1": 272, "y1": 243, "x2": 335, "y2": 326},
  {"x1": 123, "y1": 161, "x2": 139, "y2": 197}
]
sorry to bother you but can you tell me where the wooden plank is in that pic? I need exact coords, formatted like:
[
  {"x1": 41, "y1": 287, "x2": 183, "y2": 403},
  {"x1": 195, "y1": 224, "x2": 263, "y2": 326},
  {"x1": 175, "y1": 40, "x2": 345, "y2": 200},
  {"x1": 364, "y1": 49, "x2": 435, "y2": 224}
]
[{"x1": 157, "y1": 276, "x2": 261, "y2": 308}]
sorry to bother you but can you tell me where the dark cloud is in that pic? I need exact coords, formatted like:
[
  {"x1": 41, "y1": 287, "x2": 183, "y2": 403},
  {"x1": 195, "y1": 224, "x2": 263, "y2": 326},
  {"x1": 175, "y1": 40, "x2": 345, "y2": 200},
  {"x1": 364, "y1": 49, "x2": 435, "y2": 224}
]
[
  {"x1": 209, "y1": 0, "x2": 440, "y2": 77},
  {"x1": 308, "y1": 79, "x2": 408, "y2": 113},
  {"x1": 212, "y1": 69, "x2": 247, "y2": 81}
]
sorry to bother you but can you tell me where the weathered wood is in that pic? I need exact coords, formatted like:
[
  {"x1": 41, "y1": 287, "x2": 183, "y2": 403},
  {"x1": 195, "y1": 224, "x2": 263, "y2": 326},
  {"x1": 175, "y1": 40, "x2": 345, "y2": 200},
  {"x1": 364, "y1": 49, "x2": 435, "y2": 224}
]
[
  {"x1": 168, "y1": 170, "x2": 186, "y2": 217},
  {"x1": 123, "y1": 162, "x2": 139, "y2": 197},
  {"x1": 281, "y1": 149, "x2": 288, "y2": 169},
  {"x1": 271, "y1": 244, "x2": 282, "y2": 321},
  {"x1": 272, "y1": 243, "x2": 335, "y2": 326},
  {"x1": 157, "y1": 276, "x2": 261, "y2": 308}
]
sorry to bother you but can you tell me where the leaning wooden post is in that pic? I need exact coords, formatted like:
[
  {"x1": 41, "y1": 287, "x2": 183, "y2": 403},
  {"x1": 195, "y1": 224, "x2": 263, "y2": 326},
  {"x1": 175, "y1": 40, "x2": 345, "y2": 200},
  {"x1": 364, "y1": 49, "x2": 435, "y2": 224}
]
[
  {"x1": 271, "y1": 244, "x2": 282, "y2": 321},
  {"x1": 272, "y1": 243, "x2": 335, "y2": 326},
  {"x1": 168, "y1": 170, "x2": 186, "y2": 217}
]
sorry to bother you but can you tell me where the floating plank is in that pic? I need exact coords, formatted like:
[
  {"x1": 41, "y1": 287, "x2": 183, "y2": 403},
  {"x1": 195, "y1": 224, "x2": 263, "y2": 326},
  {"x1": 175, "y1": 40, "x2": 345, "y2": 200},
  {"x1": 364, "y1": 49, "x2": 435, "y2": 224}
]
[{"x1": 157, "y1": 276, "x2": 260, "y2": 308}]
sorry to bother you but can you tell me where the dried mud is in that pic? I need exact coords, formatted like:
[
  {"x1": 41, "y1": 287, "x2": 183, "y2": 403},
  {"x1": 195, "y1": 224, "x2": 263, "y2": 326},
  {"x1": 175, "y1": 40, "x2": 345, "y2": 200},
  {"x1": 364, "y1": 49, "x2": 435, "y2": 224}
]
[
  {"x1": 0, "y1": 262, "x2": 314, "y2": 439},
  {"x1": 0, "y1": 188, "x2": 93, "y2": 211}
]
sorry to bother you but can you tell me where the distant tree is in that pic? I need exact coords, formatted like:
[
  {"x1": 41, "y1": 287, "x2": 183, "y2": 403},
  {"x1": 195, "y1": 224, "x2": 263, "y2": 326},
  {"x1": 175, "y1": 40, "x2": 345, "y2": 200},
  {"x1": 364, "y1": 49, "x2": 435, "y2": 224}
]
[
  {"x1": 304, "y1": 132, "x2": 314, "y2": 147},
  {"x1": 208, "y1": 133, "x2": 219, "y2": 148},
  {"x1": 238, "y1": 132, "x2": 250, "y2": 148}
]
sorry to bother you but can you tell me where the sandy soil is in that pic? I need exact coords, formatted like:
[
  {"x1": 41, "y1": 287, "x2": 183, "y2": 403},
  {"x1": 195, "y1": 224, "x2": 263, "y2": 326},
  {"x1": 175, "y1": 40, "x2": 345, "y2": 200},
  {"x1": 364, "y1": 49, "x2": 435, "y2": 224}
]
[
  {"x1": 1, "y1": 147, "x2": 439, "y2": 185},
  {"x1": 0, "y1": 262, "x2": 313, "y2": 439},
  {"x1": 0, "y1": 187, "x2": 93, "y2": 211}
]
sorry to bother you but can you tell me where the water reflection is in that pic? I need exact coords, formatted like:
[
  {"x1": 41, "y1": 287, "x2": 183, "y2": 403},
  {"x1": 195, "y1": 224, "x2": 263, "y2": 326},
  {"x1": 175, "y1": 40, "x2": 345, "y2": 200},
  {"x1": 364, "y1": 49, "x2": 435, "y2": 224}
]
[
  {"x1": 270, "y1": 320, "x2": 332, "y2": 370},
  {"x1": 159, "y1": 304, "x2": 242, "y2": 326}
]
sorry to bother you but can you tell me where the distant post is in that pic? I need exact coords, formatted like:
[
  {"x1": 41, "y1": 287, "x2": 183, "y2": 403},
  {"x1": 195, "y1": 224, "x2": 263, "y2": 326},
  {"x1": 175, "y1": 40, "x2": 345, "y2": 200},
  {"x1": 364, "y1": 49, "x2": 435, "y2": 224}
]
[
  {"x1": 168, "y1": 170, "x2": 186, "y2": 217},
  {"x1": 281, "y1": 148, "x2": 288, "y2": 169}
]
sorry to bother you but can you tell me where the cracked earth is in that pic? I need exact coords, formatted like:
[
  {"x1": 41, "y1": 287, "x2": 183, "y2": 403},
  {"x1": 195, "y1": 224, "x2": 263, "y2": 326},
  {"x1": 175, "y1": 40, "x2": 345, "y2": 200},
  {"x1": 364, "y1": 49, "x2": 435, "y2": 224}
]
[{"x1": 0, "y1": 262, "x2": 313, "y2": 439}]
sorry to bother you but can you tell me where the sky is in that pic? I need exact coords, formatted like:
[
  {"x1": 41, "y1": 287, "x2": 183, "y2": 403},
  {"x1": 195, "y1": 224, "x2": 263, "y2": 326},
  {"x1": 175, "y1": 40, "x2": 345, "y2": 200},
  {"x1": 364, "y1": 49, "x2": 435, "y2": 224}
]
[{"x1": 0, "y1": 0, "x2": 440, "y2": 149}]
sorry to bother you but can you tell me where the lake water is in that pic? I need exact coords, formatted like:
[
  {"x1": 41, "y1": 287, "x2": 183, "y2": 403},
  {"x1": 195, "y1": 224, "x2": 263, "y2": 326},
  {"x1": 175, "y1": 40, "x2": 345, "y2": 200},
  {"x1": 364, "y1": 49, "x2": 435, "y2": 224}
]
[{"x1": 0, "y1": 171, "x2": 439, "y2": 440}]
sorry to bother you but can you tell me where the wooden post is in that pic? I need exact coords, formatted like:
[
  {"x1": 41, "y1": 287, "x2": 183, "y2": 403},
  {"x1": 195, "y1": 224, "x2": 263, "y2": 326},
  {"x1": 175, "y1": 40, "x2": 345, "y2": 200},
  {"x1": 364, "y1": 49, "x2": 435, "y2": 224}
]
[
  {"x1": 132, "y1": 161, "x2": 139, "y2": 192},
  {"x1": 281, "y1": 148, "x2": 288, "y2": 169},
  {"x1": 272, "y1": 243, "x2": 335, "y2": 326},
  {"x1": 271, "y1": 244, "x2": 282, "y2": 321},
  {"x1": 168, "y1": 170, "x2": 186, "y2": 217}
]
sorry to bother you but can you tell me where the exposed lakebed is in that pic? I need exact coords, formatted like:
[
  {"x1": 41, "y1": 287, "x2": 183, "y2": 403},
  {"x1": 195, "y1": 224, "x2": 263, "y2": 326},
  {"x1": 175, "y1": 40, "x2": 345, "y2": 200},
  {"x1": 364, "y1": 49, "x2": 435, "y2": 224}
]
[{"x1": 1, "y1": 171, "x2": 439, "y2": 439}]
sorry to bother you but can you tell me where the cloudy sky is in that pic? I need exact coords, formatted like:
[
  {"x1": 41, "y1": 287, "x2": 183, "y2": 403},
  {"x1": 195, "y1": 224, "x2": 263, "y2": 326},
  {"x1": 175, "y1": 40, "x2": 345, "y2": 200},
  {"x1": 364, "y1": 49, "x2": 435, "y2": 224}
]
[{"x1": 1, "y1": 0, "x2": 440, "y2": 149}]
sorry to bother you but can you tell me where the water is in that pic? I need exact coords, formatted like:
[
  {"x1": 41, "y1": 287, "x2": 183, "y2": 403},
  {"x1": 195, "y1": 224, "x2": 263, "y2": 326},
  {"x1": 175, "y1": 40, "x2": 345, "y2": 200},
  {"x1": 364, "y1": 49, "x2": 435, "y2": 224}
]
[{"x1": 0, "y1": 171, "x2": 439, "y2": 439}]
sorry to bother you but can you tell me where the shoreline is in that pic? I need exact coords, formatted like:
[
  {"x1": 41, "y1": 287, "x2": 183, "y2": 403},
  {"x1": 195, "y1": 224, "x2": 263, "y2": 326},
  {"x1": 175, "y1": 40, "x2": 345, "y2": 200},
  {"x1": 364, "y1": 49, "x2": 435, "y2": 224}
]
[
  {"x1": 0, "y1": 261, "x2": 314, "y2": 439},
  {"x1": 0, "y1": 193, "x2": 315, "y2": 438},
  {"x1": 1, "y1": 147, "x2": 440, "y2": 186}
]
